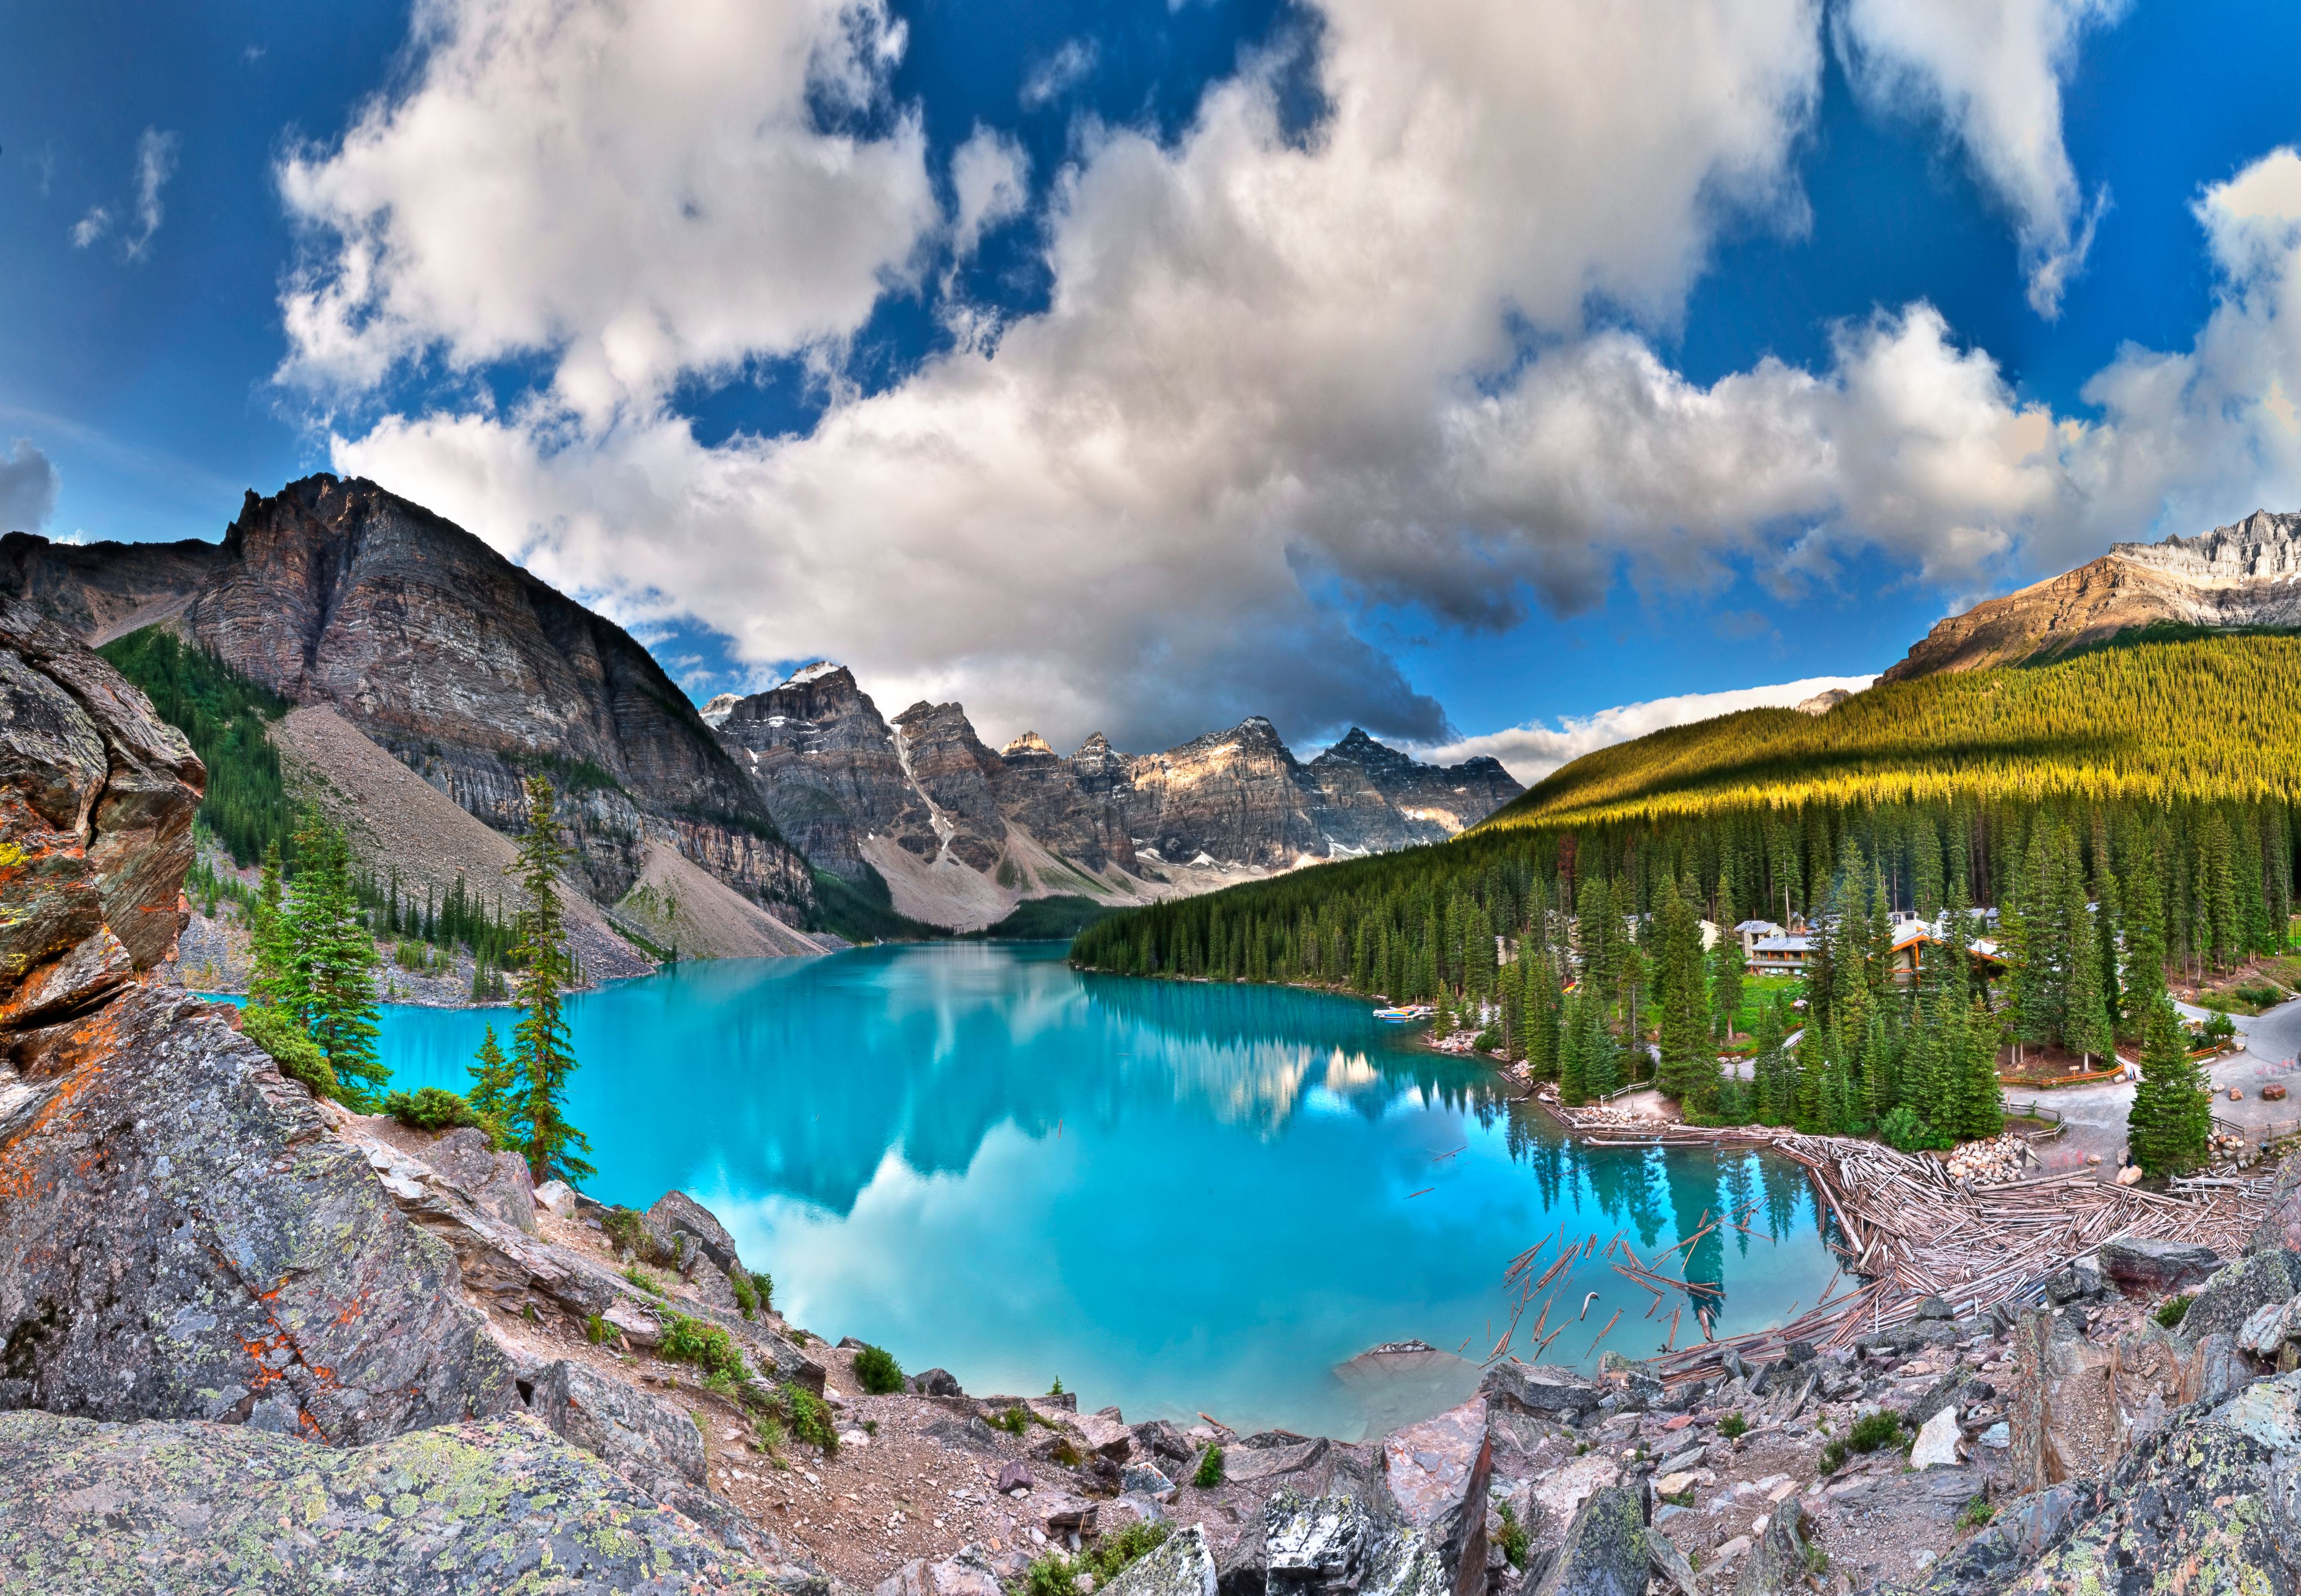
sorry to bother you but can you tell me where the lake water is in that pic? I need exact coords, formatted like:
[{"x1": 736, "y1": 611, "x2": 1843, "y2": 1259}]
[{"x1": 375, "y1": 942, "x2": 1839, "y2": 1437}]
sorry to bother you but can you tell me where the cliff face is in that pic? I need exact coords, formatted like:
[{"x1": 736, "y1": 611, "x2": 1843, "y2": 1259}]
[
  {"x1": 709, "y1": 665, "x2": 1524, "y2": 927},
  {"x1": 1884, "y1": 508, "x2": 2301, "y2": 682},
  {"x1": 1, "y1": 476, "x2": 812, "y2": 921}
]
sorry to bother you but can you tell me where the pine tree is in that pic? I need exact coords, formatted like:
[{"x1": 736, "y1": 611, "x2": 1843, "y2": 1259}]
[
  {"x1": 508, "y1": 776, "x2": 594, "y2": 1185},
  {"x1": 2128, "y1": 996, "x2": 2211, "y2": 1177},
  {"x1": 286, "y1": 811, "x2": 385, "y2": 1107},
  {"x1": 2121, "y1": 832, "x2": 2168, "y2": 1021},
  {"x1": 1710, "y1": 934, "x2": 1745, "y2": 1042},
  {"x1": 467, "y1": 1023, "x2": 517, "y2": 1146},
  {"x1": 1653, "y1": 882, "x2": 1718, "y2": 1107},
  {"x1": 1558, "y1": 987, "x2": 1590, "y2": 1106},
  {"x1": 2060, "y1": 858, "x2": 2112, "y2": 1070}
]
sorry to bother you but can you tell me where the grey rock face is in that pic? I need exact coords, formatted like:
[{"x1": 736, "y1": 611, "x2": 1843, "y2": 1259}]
[
  {"x1": 713, "y1": 665, "x2": 938, "y2": 881},
  {"x1": 421, "y1": 1125, "x2": 540, "y2": 1235},
  {"x1": 1479, "y1": 1362, "x2": 1603, "y2": 1423},
  {"x1": 2099, "y1": 1237, "x2": 2223, "y2": 1296},
  {"x1": 2185, "y1": 1250, "x2": 2294, "y2": 1342},
  {"x1": 1530, "y1": 1486, "x2": 1646, "y2": 1596},
  {"x1": 0, "y1": 1410, "x2": 766, "y2": 1594},
  {"x1": 876, "y1": 1545, "x2": 1006, "y2": 1596},
  {"x1": 1379, "y1": 1397, "x2": 1492, "y2": 1596},
  {"x1": 650, "y1": 1189, "x2": 747, "y2": 1276},
  {"x1": 1731, "y1": 1498, "x2": 1809, "y2": 1596}
]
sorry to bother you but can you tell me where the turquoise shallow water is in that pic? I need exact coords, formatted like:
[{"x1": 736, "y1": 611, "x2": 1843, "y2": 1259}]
[{"x1": 374, "y1": 941, "x2": 1838, "y2": 1437}]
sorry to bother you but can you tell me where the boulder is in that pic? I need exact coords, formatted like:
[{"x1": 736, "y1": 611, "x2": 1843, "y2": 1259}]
[
  {"x1": 1530, "y1": 1485, "x2": 1645, "y2": 1596},
  {"x1": 1908, "y1": 1404, "x2": 1962, "y2": 1469},
  {"x1": 533, "y1": 1177, "x2": 579, "y2": 1219},
  {"x1": 877, "y1": 1545, "x2": 1007, "y2": 1596},
  {"x1": 1380, "y1": 1397, "x2": 1492, "y2": 1596},
  {"x1": 2183, "y1": 1250, "x2": 2293, "y2": 1342},
  {"x1": 2099, "y1": 1238, "x2": 2223, "y2": 1296},
  {"x1": 1531, "y1": 1454, "x2": 1621, "y2": 1527},
  {"x1": 418, "y1": 1124, "x2": 539, "y2": 1234},
  {"x1": 1074, "y1": 1409, "x2": 1138, "y2": 1461},
  {"x1": 2238, "y1": 1294, "x2": 2301, "y2": 1359},
  {"x1": 2187, "y1": 1333, "x2": 2250, "y2": 1407},
  {"x1": 911, "y1": 1367, "x2": 965, "y2": 1398},
  {"x1": 1910, "y1": 1480, "x2": 2094, "y2": 1595},
  {"x1": 1913, "y1": 1295, "x2": 1955, "y2": 1321},
  {"x1": 1479, "y1": 1361, "x2": 1604, "y2": 1423},
  {"x1": 1263, "y1": 1489, "x2": 1448, "y2": 1596},
  {"x1": 1104, "y1": 1525, "x2": 1219, "y2": 1596},
  {"x1": 604, "y1": 1299, "x2": 664, "y2": 1348},
  {"x1": 1732, "y1": 1498, "x2": 1809, "y2": 1596},
  {"x1": 1133, "y1": 1418, "x2": 1197, "y2": 1469},
  {"x1": 1646, "y1": 1528, "x2": 1700, "y2": 1596},
  {"x1": 999, "y1": 1461, "x2": 1034, "y2": 1492},
  {"x1": 0, "y1": 1409, "x2": 763, "y2": 1592},
  {"x1": 1227, "y1": 1436, "x2": 1331, "y2": 1484}
]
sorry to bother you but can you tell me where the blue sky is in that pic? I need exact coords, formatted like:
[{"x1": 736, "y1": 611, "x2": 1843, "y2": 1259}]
[{"x1": 7, "y1": 0, "x2": 2301, "y2": 775}]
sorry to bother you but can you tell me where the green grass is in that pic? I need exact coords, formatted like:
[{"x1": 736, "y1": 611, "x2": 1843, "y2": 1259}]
[
  {"x1": 2156, "y1": 1293, "x2": 2194, "y2": 1329},
  {"x1": 622, "y1": 1264, "x2": 666, "y2": 1299},
  {"x1": 1847, "y1": 1411, "x2": 1904, "y2": 1453},
  {"x1": 1192, "y1": 1445, "x2": 1225, "y2": 1488},
  {"x1": 729, "y1": 1269, "x2": 759, "y2": 1320},
  {"x1": 1016, "y1": 1521, "x2": 1172, "y2": 1596},
  {"x1": 1494, "y1": 1502, "x2": 1528, "y2": 1570},
  {"x1": 660, "y1": 1314, "x2": 748, "y2": 1381}
]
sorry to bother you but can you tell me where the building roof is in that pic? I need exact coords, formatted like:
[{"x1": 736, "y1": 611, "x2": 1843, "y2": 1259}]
[{"x1": 1752, "y1": 935, "x2": 1812, "y2": 954}]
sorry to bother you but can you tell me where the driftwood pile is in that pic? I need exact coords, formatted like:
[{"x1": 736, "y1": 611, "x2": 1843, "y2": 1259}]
[{"x1": 1543, "y1": 1103, "x2": 2272, "y2": 1386}]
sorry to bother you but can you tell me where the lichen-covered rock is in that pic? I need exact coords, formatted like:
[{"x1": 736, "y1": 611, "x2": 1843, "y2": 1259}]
[
  {"x1": 1911, "y1": 1481, "x2": 2099, "y2": 1596},
  {"x1": 1103, "y1": 1527, "x2": 1218, "y2": 1596},
  {"x1": 1263, "y1": 1490, "x2": 1451, "y2": 1596},
  {"x1": 0, "y1": 988, "x2": 513, "y2": 1440},
  {"x1": 2185, "y1": 1250, "x2": 2294, "y2": 1344},
  {"x1": 1531, "y1": 1486, "x2": 1645, "y2": 1596},
  {"x1": 0, "y1": 1409, "x2": 773, "y2": 1593}
]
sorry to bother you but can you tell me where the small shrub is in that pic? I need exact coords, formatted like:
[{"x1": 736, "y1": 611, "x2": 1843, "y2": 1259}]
[
  {"x1": 1847, "y1": 1411, "x2": 1904, "y2": 1453},
  {"x1": 990, "y1": 1405, "x2": 1029, "y2": 1436},
  {"x1": 1193, "y1": 1445, "x2": 1225, "y2": 1488},
  {"x1": 1802, "y1": 1544, "x2": 1829, "y2": 1578},
  {"x1": 584, "y1": 1312, "x2": 611, "y2": 1345},
  {"x1": 1018, "y1": 1520, "x2": 1172, "y2": 1596},
  {"x1": 601, "y1": 1207, "x2": 648, "y2": 1260},
  {"x1": 781, "y1": 1381, "x2": 838, "y2": 1450},
  {"x1": 1494, "y1": 1502, "x2": 1529, "y2": 1570},
  {"x1": 729, "y1": 1269, "x2": 759, "y2": 1319},
  {"x1": 852, "y1": 1344, "x2": 905, "y2": 1395},
  {"x1": 661, "y1": 1314, "x2": 748, "y2": 1381},
  {"x1": 1473, "y1": 1025, "x2": 1503, "y2": 1052},
  {"x1": 1718, "y1": 1412, "x2": 1748, "y2": 1440},
  {"x1": 382, "y1": 1084, "x2": 483, "y2": 1131},
  {"x1": 1959, "y1": 1495, "x2": 1996, "y2": 1529},
  {"x1": 1660, "y1": 1488, "x2": 1694, "y2": 1507},
  {"x1": 862, "y1": 1418, "x2": 879, "y2": 1437},
  {"x1": 1049, "y1": 1376, "x2": 1065, "y2": 1396},
  {"x1": 1048, "y1": 1439, "x2": 1083, "y2": 1468},
  {"x1": 1818, "y1": 1440, "x2": 1847, "y2": 1475},
  {"x1": 243, "y1": 1002, "x2": 341, "y2": 1103},
  {"x1": 749, "y1": 1269, "x2": 774, "y2": 1311},
  {"x1": 623, "y1": 1264, "x2": 666, "y2": 1298},
  {"x1": 1880, "y1": 1104, "x2": 1949, "y2": 1153},
  {"x1": 2156, "y1": 1293, "x2": 2194, "y2": 1329}
]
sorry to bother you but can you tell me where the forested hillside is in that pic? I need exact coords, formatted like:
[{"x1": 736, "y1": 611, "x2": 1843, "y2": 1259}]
[{"x1": 1071, "y1": 631, "x2": 2284, "y2": 1155}]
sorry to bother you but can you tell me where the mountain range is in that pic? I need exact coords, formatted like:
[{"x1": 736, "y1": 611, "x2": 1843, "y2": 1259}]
[
  {"x1": 0, "y1": 475, "x2": 1522, "y2": 942},
  {"x1": 703, "y1": 665, "x2": 1522, "y2": 929}
]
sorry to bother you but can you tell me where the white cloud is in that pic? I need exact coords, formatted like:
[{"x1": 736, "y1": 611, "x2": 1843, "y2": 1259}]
[
  {"x1": 0, "y1": 441, "x2": 60, "y2": 533},
  {"x1": 275, "y1": 0, "x2": 939, "y2": 418},
  {"x1": 70, "y1": 208, "x2": 110, "y2": 248},
  {"x1": 950, "y1": 127, "x2": 1030, "y2": 258},
  {"x1": 1417, "y1": 675, "x2": 1878, "y2": 784},
  {"x1": 125, "y1": 128, "x2": 180, "y2": 260},
  {"x1": 1837, "y1": 0, "x2": 2124, "y2": 316},
  {"x1": 1020, "y1": 39, "x2": 1098, "y2": 109}
]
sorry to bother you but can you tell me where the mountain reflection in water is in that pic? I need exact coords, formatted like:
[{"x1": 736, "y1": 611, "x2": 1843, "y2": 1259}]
[{"x1": 376, "y1": 941, "x2": 1838, "y2": 1436}]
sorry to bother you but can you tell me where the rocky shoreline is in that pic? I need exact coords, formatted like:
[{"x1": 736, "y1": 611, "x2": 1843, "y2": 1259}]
[{"x1": 17, "y1": 594, "x2": 2301, "y2": 1594}]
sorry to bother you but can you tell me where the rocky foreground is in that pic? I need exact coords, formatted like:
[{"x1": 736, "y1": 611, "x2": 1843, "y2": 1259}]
[{"x1": 14, "y1": 593, "x2": 2301, "y2": 1594}]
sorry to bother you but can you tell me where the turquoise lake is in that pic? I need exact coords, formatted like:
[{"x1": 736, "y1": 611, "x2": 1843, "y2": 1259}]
[{"x1": 374, "y1": 941, "x2": 1840, "y2": 1437}]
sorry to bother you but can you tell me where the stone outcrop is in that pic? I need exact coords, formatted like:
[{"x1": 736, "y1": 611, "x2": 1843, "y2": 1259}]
[
  {"x1": 0, "y1": 475, "x2": 814, "y2": 924},
  {"x1": 0, "y1": 1410, "x2": 769, "y2": 1594},
  {"x1": 1884, "y1": 508, "x2": 2301, "y2": 682},
  {"x1": 1531, "y1": 1486, "x2": 1647, "y2": 1596},
  {"x1": 2099, "y1": 1237, "x2": 2222, "y2": 1295},
  {"x1": 709, "y1": 664, "x2": 1522, "y2": 927}
]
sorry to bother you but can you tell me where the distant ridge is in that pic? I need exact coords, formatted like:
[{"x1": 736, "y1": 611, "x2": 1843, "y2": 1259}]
[{"x1": 1883, "y1": 508, "x2": 2301, "y2": 682}]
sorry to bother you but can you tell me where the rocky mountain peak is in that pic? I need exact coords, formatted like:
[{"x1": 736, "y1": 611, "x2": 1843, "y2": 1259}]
[
  {"x1": 699, "y1": 692, "x2": 742, "y2": 728},
  {"x1": 2113, "y1": 508, "x2": 2301, "y2": 582},
  {"x1": 1000, "y1": 730, "x2": 1056, "y2": 759}
]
